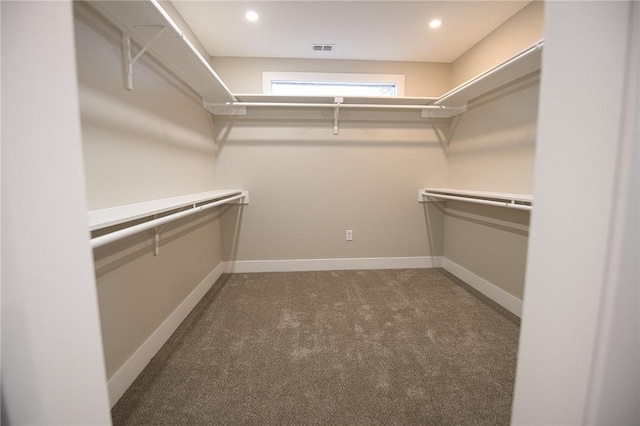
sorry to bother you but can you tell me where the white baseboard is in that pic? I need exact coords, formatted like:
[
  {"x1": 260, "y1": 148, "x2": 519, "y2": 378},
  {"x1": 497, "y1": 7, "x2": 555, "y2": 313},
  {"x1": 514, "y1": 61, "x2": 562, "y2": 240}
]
[
  {"x1": 443, "y1": 257, "x2": 522, "y2": 317},
  {"x1": 106, "y1": 262, "x2": 225, "y2": 407},
  {"x1": 223, "y1": 256, "x2": 443, "y2": 273}
]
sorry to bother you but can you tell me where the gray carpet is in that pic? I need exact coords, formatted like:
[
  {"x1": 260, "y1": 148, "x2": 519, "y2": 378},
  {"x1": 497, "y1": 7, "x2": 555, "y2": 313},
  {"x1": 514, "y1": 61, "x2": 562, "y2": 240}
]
[{"x1": 112, "y1": 269, "x2": 520, "y2": 425}]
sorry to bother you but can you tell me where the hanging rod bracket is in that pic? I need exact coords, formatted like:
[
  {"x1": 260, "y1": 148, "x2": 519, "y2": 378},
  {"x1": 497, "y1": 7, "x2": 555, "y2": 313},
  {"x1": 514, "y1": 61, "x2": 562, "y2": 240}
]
[
  {"x1": 152, "y1": 227, "x2": 160, "y2": 256},
  {"x1": 229, "y1": 191, "x2": 250, "y2": 205},
  {"x1": 333, "y1": 97, "x2": 343, "y2": 135},
  {"x1": 417, "y1": 190, "x2": 438, "y2": 203},
  {"x1": 421, "y1": 105, "x2": 466, "y2": 119},
  {"x1": 123, "y1": 26, "x2": 167, "y2": 90},
  {"x1": 204, "y1": 102, "x2": 247, "y2": 116}
]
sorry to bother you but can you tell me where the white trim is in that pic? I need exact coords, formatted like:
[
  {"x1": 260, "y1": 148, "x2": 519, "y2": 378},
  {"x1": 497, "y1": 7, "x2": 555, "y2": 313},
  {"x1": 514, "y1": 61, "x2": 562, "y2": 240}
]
[
  {"x1": 224, "y1": 256, "x2": 442, "y2": 273},
  {"x1": 262, "y1": 71, "x2": 405, "y2": 96},
  {"x1": 443, "y1": 257, "x2": 522, "y2": 317},
  {"x1": 106, "y1": 263, "x2": 225, "y2": 407}
]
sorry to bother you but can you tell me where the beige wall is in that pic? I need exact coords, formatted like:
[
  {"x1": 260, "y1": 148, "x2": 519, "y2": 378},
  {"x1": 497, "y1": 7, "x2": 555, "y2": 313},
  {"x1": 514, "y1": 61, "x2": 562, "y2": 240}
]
[
  {"x1": 215, "y1": 110, "x2": 447, "y2": 262},
  {"x1": 93, "y1": 213, "x2": 222, "y2": 377},
  {"x1": 446, "y1": 77, "x2": 539, "y2": 193},
  {"x1": 211, "y1": 56, "x2": 451, "y2": 97},
  {"x1": 444, "y1": 204, "x2": 530, "y2": 300},
  {"x1": 77, "y1": 4, "x2": 217, "y2": 210},
  {"x1": 211, "y1": 6, "x2": 542, "y2": 300},
  {"x1": 441, "y1": 0, "x2": 542, "y2": 302},
  {"x1": 75, "y1": 0, "x2": 543, "y2": 384},
  {"x1": 451, "y1": 1, "x2": 544, "y2": 88},
  {"x1": 75, "y1": 4, "x2": 222, "y2": 379},
  {"x1": 443, "y1": 77, "x2": 539, "y2": 300}
]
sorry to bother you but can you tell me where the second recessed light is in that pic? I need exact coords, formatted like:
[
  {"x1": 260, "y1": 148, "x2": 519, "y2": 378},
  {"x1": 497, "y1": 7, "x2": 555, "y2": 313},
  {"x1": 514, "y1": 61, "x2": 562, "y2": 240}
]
[
  {"x1": 246, "y1": 11, "x2": 259, "y2": 22},
  {"x1": 429, "y1": 19, "x2": 442, "y2": 29}
]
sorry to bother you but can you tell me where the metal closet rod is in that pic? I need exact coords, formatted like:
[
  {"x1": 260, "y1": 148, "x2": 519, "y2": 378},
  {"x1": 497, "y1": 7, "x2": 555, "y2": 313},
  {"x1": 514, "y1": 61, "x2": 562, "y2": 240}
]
[
  {"x1": 91, "y1": 193, "x2": 245, "y2": 249},
  {"x1": 422, "y1": 191, "x2": 532, "y2": 211}
]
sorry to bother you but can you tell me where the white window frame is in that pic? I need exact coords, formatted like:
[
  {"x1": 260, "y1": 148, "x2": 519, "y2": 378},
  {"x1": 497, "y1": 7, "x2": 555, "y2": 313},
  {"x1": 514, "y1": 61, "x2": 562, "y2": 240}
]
[{"x1": 262, "y1": 71, "x2": 405, "y2": 97}]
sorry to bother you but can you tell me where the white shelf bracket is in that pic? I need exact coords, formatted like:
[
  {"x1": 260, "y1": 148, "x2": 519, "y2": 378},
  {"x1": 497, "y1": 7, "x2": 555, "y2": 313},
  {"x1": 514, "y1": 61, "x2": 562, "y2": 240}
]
[
  {"x1": 230, "y1": 191, "x2": 250, "y2": 205},
  {"x1": 152, "y1": 227, "x2": 160, "y2": 256},
  {"x1": 123, "y1": 26, "x2": 167, "y2": 91},
  {"x1": 333, "y1": 97, "x2": 343, "y2": 135},
  {"x1": 417, "y1": 189, "x2": 437, "y2": 203}
]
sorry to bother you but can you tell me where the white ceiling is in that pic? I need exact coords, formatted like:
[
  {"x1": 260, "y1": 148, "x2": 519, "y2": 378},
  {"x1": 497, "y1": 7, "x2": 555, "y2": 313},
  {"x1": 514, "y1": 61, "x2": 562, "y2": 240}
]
[{"x1": 172, "y1": 1, "x2": 531, "y2": 63}]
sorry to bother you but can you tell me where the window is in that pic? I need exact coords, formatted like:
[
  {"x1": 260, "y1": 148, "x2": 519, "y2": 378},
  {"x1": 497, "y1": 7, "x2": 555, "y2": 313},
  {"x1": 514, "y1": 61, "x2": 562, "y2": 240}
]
[{"x1": 263, "y1": 72, "x2": 405, "y2": 97}]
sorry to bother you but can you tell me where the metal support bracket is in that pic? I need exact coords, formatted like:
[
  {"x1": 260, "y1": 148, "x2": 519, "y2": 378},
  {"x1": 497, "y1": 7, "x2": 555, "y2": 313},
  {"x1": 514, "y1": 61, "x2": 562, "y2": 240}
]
[
  {"x1": 123, "y1": 26, "x2": 167, "y2": 90},
  {"x1": 333, "y1": 97, "x2": 343, "y2": 135},
  {"x1": 152, "y1": 227, "x2": 160, "y2": 256},
  {"x1": 203, "y1": 102, "x2": 248, "y2": 116},
  {"x1": 230, "y1": 191, "x2": 250, "y2": 205},
  {"x1": 421, "y1": 105, "x2": 467, "y2": 119},
  {"x1": 417, "y1": 190, "x2": 437, "y2": 203}
]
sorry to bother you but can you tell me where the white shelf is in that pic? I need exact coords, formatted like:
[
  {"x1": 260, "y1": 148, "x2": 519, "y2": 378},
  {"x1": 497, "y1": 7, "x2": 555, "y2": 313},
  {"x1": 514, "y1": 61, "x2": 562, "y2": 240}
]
[
  {"x1": 232, "y1": 94, "x2": 439, "y2": 106},
  {"x1": 424, "y1": 188, "x2": 532, "y2": 203},
  {"x1": 86, "y1": 0, "x2": 542, "y2": 120},
  {"x1": 421, "y1": 188, "x2": 532, "y2": 211},
  {"x1": 435, "y1": 40, "x2": 543, "y2": 108},
  {"x1": 209, "y1": 41, "x2": 542, "y2": 118},
  {"x1": 87, "y1": 0, "x2": 234, "y2": 104},
  {"x1": 88, "y1": 190, "x2": 243, "y2": 231}
]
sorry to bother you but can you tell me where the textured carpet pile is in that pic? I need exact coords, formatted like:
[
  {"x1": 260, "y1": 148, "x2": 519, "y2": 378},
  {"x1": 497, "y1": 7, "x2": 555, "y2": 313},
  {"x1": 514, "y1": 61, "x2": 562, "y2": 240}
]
[{"x1": 112, "y1": 269, "x2": 520, "y2": 425}]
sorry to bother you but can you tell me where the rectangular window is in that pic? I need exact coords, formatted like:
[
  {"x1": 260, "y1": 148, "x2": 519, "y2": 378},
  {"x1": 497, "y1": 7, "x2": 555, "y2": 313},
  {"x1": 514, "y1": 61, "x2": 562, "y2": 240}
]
[{"x1": 263, "y1": 72, "x2": 405, "y2": 97}]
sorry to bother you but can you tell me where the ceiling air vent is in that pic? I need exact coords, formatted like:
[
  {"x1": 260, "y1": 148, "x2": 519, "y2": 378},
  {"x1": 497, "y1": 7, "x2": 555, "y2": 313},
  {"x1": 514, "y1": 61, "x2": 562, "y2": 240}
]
[{"x1": 312, "y1": 44, "x2": 334, "y2": 52}]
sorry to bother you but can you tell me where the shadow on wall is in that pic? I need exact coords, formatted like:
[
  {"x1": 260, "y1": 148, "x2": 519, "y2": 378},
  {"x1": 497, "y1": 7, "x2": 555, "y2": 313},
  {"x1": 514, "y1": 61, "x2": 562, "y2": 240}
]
[
  {"x1": 441, "y1": 200, "x2": 531, "y2": 300},
  {"x1": 211, "y1": 110, "x2": 453, "y2": 152},
  {"x1": 447, "y1": 76, "x2": 540, "y2": 155},
  {"x1": 423, "y1": 202, "x2": 447, "y2": 258},
  {"x1": 75, "y1": 2, "x2": 217, "y2": 156},
  {"x1": 93, "y1": 208, "x2": 226, "y2": 278},
  {"x1": 443, "y1": 201, "x2": 530, "y2": 236},
  {"x1": 220, "y1": 205, "x2": 245, "y2": 265}
]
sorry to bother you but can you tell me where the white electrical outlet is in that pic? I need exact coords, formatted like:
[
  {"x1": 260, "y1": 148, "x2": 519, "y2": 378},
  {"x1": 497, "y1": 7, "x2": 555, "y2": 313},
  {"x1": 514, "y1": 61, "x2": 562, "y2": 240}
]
[{"x1": 346, "y1": 230, "x2": 353, "y2": 241}]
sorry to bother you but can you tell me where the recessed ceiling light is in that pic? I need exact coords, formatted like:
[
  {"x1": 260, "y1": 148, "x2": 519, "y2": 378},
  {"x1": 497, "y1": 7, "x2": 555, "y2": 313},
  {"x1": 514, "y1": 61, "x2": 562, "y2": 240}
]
[
  {"x1": 429, "y1": 19, "x2": 442, "y2": 29},
  {"x1": 245, "y1": 11, "x2": 259, "y2": 22}
]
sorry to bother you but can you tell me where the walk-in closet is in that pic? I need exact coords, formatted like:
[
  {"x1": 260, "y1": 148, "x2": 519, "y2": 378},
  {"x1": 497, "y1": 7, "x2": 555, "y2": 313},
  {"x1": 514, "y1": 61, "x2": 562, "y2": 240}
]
[{"x1": 2, "y1": 1, "x2": 638, "y2": 425}]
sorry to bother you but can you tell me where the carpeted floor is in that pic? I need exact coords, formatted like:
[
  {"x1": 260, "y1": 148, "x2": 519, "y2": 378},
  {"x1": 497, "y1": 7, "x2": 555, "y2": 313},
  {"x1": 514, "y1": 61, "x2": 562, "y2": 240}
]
[{"x1": 112, "y1": 268, "x2": 520, "y2": 425}]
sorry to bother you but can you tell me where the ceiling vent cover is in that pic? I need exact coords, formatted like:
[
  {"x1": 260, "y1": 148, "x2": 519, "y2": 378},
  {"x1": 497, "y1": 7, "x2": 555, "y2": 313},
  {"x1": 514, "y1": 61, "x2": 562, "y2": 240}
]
[{"x1": 312, "y1": 44, "x2": 334, "y2": 52}]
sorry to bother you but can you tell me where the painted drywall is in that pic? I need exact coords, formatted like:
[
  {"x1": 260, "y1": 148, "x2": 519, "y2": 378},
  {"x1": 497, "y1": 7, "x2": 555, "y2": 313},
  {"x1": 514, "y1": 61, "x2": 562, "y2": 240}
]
[
  {"x1": 451, "y1": 1, "x2": 544, "y2": 88},
  {"x1": 75, "y1": 3, "x2": 223, "y2": 383},
  {"x1": 512, "y1": 1, "x2": 636, "y2": 423},
  {"x1": 446, "y1": 77, "x2": 539, "y2": 194},
  {"x1": 211, "y1": 57, "x2": 451, "y2": 97},
  {"x1": 1, "y1": 1, "x2": 111, "y2": 423},
  {"x1": 216, "y1": 109, "x2": 447, "y2": 263},
  {"x1": 213, "y1": 5, "x2": 541, "y2": 287},
  {"x1": 94, "y1": 212, "x2": 223, "y2": 378},
  {"x1": 585, "y1": 4, "x2": 639, "y2": 422},
  {"x1": 77, "y1": 3, "x2": 218, "y2": 210},
  {"x1": 443, "y1": 75, "x2": 539, "y2": 302},
  {"x1": 443, "y1": 203, "x2": 530, "y2": 300}
]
